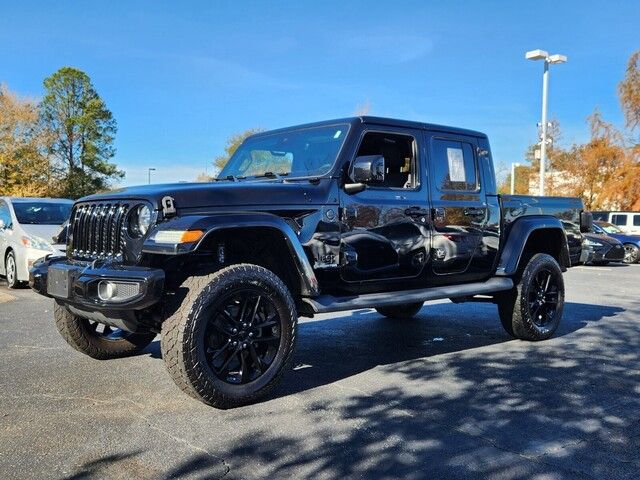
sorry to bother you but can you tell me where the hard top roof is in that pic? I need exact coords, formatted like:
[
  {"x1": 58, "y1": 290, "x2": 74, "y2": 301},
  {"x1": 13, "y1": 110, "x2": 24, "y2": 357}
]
[{"x1": 251, "y1": 116, "x2": 487, "y2": 138}]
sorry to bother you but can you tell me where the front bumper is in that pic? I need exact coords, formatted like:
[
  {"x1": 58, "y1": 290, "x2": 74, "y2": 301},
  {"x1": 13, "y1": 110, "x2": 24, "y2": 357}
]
[
  {"x1": 591, "y1": 243, "x2": 625, "y2": 262},
  {"x1": 30, "y1": 255, "x2": 164, "y2": 318}
]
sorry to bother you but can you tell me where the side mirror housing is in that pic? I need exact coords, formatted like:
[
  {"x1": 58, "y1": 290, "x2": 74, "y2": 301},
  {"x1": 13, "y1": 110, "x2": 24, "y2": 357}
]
[
  {"x1": 349, "y1": 155, "x2": 385, "y2": 184},
  {"x1": 580, "y1": 211, "x2": 593, "y2": 233}
]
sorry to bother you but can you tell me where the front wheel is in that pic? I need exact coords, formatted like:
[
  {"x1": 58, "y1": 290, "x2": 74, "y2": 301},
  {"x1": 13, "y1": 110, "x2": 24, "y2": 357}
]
[
  {"x1": 161, "y1": 264, "x2": 297, "y2": 408},
  {"x1": 54, "y1": 302, "x2": 156, "y2": 359},
  {"x1": 5, "y1": 251, "x2": 21, "y2": 289},
  {"x1": 497, "y1": 253, "x2": 565, "y2": 341},
  {"x1": 623, "y1": 244, "x2": 640, "y2": 264}
]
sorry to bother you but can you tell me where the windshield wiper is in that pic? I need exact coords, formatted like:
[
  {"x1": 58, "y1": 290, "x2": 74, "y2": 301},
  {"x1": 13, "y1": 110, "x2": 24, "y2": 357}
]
[
  {"x1": 254, "y1": 172, "x2": 289, "y2": 179},
  {"x1": 214, "y1": 175, "x2": 239, "y2": 182}
]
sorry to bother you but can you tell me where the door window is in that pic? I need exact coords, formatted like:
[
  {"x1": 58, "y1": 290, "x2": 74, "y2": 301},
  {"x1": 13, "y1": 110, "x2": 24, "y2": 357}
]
[
  {"x1": 354, "y1": 132, "x2": 417, "y2": 189},
  {"x1": 0, "y1": 201, "x2": 11, "y2": 228},
  {"x1": 633, "y1": 215, "x2": 640, "y2": 227},
  {"x1": 432, "y1": 139, "x2": 478, "y2": 191},
  {"x1": 611, "y1": 214, "x2": 628, "y2": 226}
]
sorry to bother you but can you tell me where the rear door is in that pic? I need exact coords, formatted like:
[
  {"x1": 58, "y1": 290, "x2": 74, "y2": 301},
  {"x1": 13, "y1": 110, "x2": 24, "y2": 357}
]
[{"x1": 426, "y1": 133, "x2": 491, "y2": 282}]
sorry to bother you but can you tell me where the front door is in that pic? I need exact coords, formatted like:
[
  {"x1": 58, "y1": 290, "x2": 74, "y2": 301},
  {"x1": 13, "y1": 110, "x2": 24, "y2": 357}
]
[
  {"x1": 426, "y1": 133, "x2": 490, "y2": 282},
  {"x1": 339, "y1": 129, "x2": 430, "y2": 286}
]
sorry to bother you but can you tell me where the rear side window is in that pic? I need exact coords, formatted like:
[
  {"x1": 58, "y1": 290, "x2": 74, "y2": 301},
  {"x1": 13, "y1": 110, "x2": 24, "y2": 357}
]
[
  {"x1": 611, "y1": 214, "x2": 628, "y2": 226},
  {"x1": 432, "y1": 139, "x2": 478, "y2": 191},
  {"x1": 634, "y1": 215, "x2": 640, "y2": 227}
]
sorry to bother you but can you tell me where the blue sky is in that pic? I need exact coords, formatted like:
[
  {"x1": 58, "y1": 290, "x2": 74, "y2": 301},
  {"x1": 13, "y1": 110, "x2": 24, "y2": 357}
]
[{"x1": 2, "y1": 0, "x2": 638, "y2": 186}]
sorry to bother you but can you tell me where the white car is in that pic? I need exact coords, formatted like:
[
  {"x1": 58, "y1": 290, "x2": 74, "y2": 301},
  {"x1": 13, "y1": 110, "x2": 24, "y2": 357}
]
[
  {"x1": 0, "y1": 197, "x2": 72, "y2": 288},
  {"x1": 592, "y1": 211, "x2": 640, "y2": 235}
]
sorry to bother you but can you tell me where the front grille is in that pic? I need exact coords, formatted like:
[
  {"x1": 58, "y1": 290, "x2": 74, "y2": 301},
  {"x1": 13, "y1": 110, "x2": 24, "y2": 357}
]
[
  {"x1": 69, "y1": 202, "x2": 131, "y2": 259},
  {"x1": 605, "y1": 244, "x2": 625, "y2": 260}
]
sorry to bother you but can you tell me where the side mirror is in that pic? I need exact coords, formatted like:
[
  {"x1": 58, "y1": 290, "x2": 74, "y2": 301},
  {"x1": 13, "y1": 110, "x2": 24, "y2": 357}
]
[
  {"x1": 580, "y1": 211, "x2": 593, "y2": 233},
  {"x1": 349, "y1": 155, "x2": 385, "y2": 184}
]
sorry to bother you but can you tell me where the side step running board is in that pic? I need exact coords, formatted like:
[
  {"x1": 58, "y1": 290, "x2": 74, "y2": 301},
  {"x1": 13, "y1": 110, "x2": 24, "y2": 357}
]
[{"x1": 302, "y1": 277, "x2": 514, "y2": 314}]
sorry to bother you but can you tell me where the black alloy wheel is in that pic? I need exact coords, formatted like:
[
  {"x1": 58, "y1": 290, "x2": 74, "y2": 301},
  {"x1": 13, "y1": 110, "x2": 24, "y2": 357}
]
[
  {"x1": 87, "y1": 320, "x2": 142, "y2": 342},
  {"x1": 54, "y1": 301, "x2": 156, "y2": 359},
  {"x1": 498, "y1": 253, "x2": 564, "y2": 341},
  {"x1": 204, "y1": 289, "x2": 282, "y2": 385},
  {"x1": 161, "y1": 264, "x2": 297, "y2": 408},
  {"x1": 526, "y1": 268, "x2": 560, "y2": 328}
]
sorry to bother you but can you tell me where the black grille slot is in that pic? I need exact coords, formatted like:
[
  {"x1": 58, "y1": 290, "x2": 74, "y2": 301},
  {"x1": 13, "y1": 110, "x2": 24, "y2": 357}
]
[{"x1": 70, "y1": 202, "x2": 130, "y2": 259}]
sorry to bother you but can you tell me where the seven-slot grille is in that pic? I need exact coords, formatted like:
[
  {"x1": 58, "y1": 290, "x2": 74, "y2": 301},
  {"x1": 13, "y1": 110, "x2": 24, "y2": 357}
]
[{"x1": 70, "y1": 202, "x2": 130, "y2": 259}]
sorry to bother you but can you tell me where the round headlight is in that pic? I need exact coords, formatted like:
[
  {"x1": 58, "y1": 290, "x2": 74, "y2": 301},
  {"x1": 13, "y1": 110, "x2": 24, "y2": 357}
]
[{"x1": 136, "y1": 205, "x2": 152, "y2": 236}]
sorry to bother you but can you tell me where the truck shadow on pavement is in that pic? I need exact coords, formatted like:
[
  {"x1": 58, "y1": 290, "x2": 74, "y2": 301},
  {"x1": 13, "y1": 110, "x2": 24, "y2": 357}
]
[
  {"x1": 216, "y1": 300, "x2": 639, "y2": 479},
  {"x1": 279, "y1": 301, "x2": 623, "y2": 399},
  {"x1": 69, "y1": 300, "x2": 636, "y2": 479}
]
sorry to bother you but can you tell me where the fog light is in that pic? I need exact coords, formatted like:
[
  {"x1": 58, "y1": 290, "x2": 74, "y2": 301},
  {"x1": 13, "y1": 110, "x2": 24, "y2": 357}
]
[
  {"x1": 98, "y1": 281, "x2": 118, "y2": 300},
  {"x1": 97, "y1": 280, "x2": 140, "y2": 302}
]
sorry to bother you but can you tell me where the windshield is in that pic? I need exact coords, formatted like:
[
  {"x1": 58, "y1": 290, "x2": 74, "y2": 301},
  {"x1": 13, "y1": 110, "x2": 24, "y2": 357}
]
[
  {"x1": 13, "y1": 202, "x2": 72, "y2": 225},
  {"x1": 598, "y1": 222, "x2": 623, "y2": 234},
  {"x1": 218, "y1": 124, "x2": 349, "y2": 179}
]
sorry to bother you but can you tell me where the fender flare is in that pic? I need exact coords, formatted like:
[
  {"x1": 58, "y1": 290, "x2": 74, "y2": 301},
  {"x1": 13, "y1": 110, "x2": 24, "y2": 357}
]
[
  {"x1": 495, "y1": 215, "x2": 571, "y2": 276},
  {"x1": 142, "y1": 212, "x2": 319, "y2": 296}
]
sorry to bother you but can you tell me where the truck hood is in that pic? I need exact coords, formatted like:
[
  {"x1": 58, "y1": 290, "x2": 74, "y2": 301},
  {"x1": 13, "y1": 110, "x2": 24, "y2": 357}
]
[{"x1": 80, "y1": 179, "x2": 338, "y2": 210}]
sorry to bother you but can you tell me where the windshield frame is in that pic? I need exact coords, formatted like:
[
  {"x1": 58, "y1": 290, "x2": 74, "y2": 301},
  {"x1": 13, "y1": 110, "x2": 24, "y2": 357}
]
[
  {"x1": 12, "y1": 201, "x2": 73, "y2": 225},
  {"x1": 217, "y1": 122, "x2": 351, "y2": 181}
]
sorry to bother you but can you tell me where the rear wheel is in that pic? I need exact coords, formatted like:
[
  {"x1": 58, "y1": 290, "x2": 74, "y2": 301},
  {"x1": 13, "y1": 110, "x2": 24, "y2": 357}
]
[
  {"x1": 376, "y1": 302, "x2": 423, "y2": 319},
  {"x1": 161, "y1": 264, "x2": 297, "y2": 408},
  {"x1": 54, "y1": 302, "x2": 156, "y2": 359},
  {"x1": 497, "y1": 253, "x2": 564, "y2": 341},
  {"x1": 623, "y1": 244, "x2": 640, "y2": 264}
]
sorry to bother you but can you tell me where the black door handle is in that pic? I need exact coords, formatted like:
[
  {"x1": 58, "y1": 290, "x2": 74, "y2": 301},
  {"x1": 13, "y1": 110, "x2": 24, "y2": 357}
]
[
  {"x1": 463, "y1": 207, "x2": 485, "y2": 217},
  {"x1": 405, "y1": 206, "x2": 430, "y2": 217}
]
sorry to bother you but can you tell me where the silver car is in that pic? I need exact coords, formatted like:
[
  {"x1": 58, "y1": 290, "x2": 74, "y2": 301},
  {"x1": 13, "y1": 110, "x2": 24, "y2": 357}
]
[{"x1": 0, "y1": 197, "x2": 72, "y2": 288}]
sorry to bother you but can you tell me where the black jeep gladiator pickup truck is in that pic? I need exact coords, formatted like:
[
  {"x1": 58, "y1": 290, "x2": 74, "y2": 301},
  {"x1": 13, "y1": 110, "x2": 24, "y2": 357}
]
[{"x1": 30, "y1": 116, "x2": 591, "y2": 408}]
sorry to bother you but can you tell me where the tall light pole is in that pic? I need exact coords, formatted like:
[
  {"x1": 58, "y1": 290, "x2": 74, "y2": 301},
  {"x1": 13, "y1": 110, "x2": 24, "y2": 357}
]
[
  {"x1": 525, "y1": 49, "x2": 567, "y2": 196},
  {"x1": 148, "y1": 167, "x2": 156, "y2": 184},
  {"x1": 510, "y1": 162, "x2": 521, "y2": 194}
]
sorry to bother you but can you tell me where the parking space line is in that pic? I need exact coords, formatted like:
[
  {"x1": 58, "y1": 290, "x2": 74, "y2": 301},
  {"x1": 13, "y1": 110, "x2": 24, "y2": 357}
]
[{"x1": 575, "y1": 266, "x2": 612, "y2": 271}]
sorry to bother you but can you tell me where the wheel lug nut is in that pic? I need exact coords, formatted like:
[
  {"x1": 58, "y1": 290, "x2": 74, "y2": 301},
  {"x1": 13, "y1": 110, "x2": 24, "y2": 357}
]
[
  {"x1": 249, "y1": 332, "x2": 254, "y2": 337},
  {"x1": 232, "y1": 328, "x2": 238, "y2": 334},
  {"x1": 232, "y1": 341, "x2": 238, "y2": 346},
  {"x1": 243, "y1": 343, "x2": 247, "y2": 349}
]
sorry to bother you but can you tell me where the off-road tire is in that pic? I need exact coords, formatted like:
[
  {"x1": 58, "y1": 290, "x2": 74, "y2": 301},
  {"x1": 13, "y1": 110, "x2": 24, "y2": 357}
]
[
  {"x1": 376, "y1": 302, "x2": 424, "y2": 319},
  {"x1": 497, "y1": 253, "x2": 564, "y2": 341},
  {"x1": 161, "y1": 264, "x2": 297, "y2": 409},
  {"x1": 54, "y1": 301, "x2": 156, "y2": 359}
]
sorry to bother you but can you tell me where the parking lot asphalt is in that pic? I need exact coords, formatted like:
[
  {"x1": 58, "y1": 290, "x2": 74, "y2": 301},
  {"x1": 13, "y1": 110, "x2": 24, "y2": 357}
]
[{"x1": 1, "y1": 264, "x2": 639, "y2": 480}]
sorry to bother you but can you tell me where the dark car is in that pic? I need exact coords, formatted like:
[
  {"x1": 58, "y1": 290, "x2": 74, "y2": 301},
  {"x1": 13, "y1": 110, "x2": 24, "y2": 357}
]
[
  {"x1": 30, "y1": 116, "x2": 591, "y2": 408},
  {"x1": 582, "y1": 232, "x2": 625, "y2": 265},
  {"x1": 593, "y1": 221, "x2": 640, "y2": 264}
]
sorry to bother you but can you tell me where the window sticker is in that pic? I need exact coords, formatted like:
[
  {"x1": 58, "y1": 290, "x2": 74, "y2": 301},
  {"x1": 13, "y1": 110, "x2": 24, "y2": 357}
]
[{"x1": 446, "y1": 147, "x2": 466, "y2": 182}]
